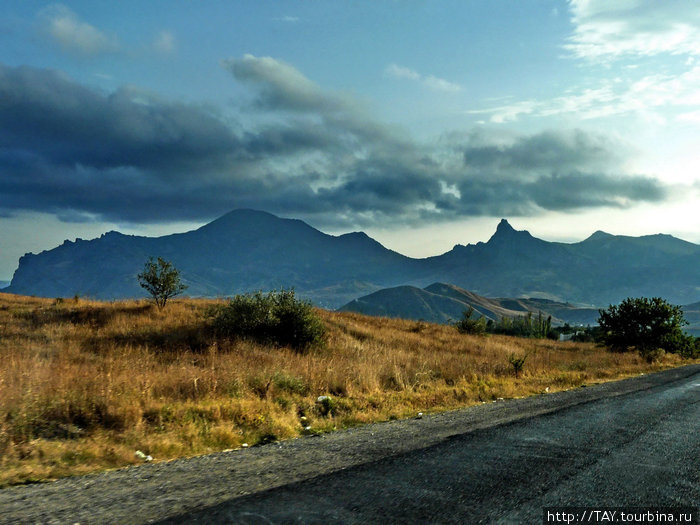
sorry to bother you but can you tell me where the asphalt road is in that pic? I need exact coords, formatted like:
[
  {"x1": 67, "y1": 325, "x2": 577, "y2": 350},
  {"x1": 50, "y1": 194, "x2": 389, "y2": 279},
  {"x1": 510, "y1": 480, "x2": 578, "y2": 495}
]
[
  {"x1": 2, "y1": 365, "x2": 699, "y2": 524},
  {"x1": 158, "y1": 366, "x2": 700, "y2": 524}
]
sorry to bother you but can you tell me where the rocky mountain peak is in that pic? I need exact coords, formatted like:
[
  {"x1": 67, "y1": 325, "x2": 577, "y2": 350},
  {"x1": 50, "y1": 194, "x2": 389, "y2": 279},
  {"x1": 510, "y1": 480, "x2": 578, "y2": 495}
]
[{"x1": 495, "y1": 219, "x2": 516, "y2": 234}]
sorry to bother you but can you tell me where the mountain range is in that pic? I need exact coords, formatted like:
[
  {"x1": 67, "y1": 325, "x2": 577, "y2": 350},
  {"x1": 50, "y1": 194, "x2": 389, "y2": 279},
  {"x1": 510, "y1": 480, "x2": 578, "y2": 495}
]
[{"x1": 5, "y1": 209, "x2": 700, "y2": 309}]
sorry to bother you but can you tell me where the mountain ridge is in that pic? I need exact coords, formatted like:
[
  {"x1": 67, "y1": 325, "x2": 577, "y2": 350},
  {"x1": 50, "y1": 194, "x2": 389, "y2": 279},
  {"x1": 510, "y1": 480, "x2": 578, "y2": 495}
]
[{"x1": 5, "y1": 210, "x2": 700, "y2": 308}]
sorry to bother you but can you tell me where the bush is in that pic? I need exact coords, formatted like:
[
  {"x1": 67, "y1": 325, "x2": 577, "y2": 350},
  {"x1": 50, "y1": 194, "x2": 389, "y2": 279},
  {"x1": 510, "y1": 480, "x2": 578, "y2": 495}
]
[
  {"x1": 597, "y1": 297, "x2": 696, "y2": 359},
  {"x1": 208, "y1": 289, "x2": 325, "y2": 351},
  {"x1": 454, "y1": 306, "x2": 487, "y2": 335},
  {"x1": 507, "y1": 353, "x2": 527, "y2": 378}
]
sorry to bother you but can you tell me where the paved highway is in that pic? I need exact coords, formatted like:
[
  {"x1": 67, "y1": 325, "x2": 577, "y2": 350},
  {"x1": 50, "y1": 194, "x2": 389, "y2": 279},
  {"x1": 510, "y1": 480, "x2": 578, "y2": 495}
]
[{"x1": 159, "y1": 366, "x2": 700, "y2": 524}]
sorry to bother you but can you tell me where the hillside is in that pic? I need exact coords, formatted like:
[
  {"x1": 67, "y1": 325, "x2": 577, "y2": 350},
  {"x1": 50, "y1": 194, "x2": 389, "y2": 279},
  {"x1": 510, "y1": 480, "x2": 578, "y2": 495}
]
[
  {"x1": 420, "y1": 219, "x2": 700, "y2": 305},
  {"x1": 5, "y1": 209, "x2": 700, "y2": 308},
  {"x1": 5, "y1": 209, "x2": 421, "y2": 308},
  {"x1": 339, "y1": 282, "x2": 601, "y2": 326},
  {"x1": 683, "y1": 302, "x2": 700, "y2": 337},
  {"x1": 0, "y1": 292, "x2": 690, "y2": 487}
]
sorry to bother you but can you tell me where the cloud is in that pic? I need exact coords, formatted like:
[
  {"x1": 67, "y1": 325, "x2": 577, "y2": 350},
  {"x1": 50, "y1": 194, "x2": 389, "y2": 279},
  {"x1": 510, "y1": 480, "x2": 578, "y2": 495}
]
[
  {"x1": 450, "y1": 129, "x2": 665, "y2": 215},
  {"x1": 467, "y1": 100, "x2": 537, "y2": 123},
  {"x1": 527, "y1": 173, "x2": 666, "y2": 210},
  {"x1": 222, "y1": 54, "x2": 398, "y2": 150},
  {"x1": 385, "y1": 63, "x2": 421, "y2": 81},
  {"x1": 153, "y1": 30, "x2": 176, "y2": 54},
  {"x1": 274, "y1": 16, "x2": 300, "y2": 23},
  {"x1": 565, "y1": 0, "x2": 700, "y2": 60},
  {"x1": 463, "y1": 130, "x2": 622, "y2": 174},
  {"x1": 223, "y1": 54, "x2": 350, "y2": 113},
  {"x1": 0, "y1": 61, "x2": 671, "y2": 229},
  {"x1": 39, "y1": 4, "x2": 118, "y2": 56},
  {"x1": 468, "y1": 3, "x2": 700, "y2": 125},
  {"x1": 0, "y1": 65, "x2": 246, "y2": 221},
  {"x1": 469, "y1": 65, "x2": 700, "y2": 123},
  {"x1": 676, "y1": 109, "x2": 700, "y2": 123},
  {"x1": 385, "y1": 63, "x2": 462, "y2": 93}
]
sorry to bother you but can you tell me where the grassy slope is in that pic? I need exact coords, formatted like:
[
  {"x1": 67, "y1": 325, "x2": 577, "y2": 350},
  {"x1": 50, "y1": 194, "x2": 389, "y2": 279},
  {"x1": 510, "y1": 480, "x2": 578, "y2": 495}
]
[{"x1": 0, "y1": 293, "x2": 694, "y2": 487}]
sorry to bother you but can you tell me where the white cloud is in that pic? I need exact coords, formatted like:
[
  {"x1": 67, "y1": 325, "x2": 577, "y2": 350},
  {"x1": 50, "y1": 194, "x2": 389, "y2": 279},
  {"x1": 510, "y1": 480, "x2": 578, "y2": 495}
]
[
  {"x1": 423, "y1": 75, "x2": 462, "y2": 93},
  {"x1": 153, "y1": 30, "x2": 176, "y2": 54},
  {"x1": 470, "y1": 65, "x2": 700, "y2": 124},
  {"x1": 471, "y1": 3, "x2": 700, "y2": 126},
  {"x1": 385, "y1": 63, "x2": 462, "y2": 93},
  {"x1": 466, "y1": 100, "x2": 537, "y2": 123},
  {"x1": 566, "y1": 0, "x2": 700, "y2": 60},
  {"x1": 676, "y1": 110, "x2": 700, "y2": 123},
  {"x1": 385, "y1": 63, "x2": 420, "y2": 81},
  {"x1": 275, "y1": 15, "x2": 300, "y2": 23},
  {"x1": 39, "y1": 4, "x2": 118, "y2": 56}
]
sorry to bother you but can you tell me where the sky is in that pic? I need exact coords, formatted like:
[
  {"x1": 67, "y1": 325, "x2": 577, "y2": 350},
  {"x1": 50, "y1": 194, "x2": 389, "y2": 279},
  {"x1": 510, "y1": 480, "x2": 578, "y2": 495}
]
[{"x1": 1, "y1": 0, "x2": 699, "y2": 281}]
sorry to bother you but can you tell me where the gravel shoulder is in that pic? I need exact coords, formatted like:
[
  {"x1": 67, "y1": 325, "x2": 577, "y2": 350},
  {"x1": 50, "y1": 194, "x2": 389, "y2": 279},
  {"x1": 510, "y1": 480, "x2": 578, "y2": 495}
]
[{"x1": 2, "y1": 364, "x2": 699, "y2": 525}]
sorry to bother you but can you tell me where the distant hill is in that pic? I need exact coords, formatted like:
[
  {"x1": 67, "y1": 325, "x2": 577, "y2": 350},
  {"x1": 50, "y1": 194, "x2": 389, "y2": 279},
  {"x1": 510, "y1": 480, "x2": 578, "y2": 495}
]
[
  {"x1": 682, "y1": 302, "x2": 700, "y2": 337},
  {"x1": 0, "y1": 281, "x2": 9, "y2": 290},
  {"x1": 339, "y1": 283, "x2": 601, "y2": 326},
  {"x1": 5, "y1": 209, "x2": 700, "y2": 309}
]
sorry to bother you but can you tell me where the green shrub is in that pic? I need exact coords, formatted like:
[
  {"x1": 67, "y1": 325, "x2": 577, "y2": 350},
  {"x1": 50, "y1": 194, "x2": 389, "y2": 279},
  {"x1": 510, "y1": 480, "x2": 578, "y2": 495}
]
[
  {"x1": 208, "y1": 289, "x2": 325, "y2": 351},
  {"x1": 454, "y1": 306, "x2": 487, "y2": 335},
  {"x1": 507, "y1": 353, "x2": 528, "y2": 378},
  {"x1": 273, "y1": 372, "x2": 310, "y2": 395},
  {"x1": 597, "y1": 297, "x2": 694, "y2": 358},
  {"x1": 316, "y1": 395, "x2": 336, "y2": 417}
]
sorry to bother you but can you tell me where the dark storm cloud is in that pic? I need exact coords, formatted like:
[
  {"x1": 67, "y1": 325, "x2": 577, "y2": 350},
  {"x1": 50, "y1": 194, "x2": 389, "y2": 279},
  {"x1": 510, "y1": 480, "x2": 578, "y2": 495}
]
[
  {"x1": 463, "y1": 129, "x2": 620, "y2": 173},
  {"x1": 0, "y1": 64, "x2": 328, "y2": 222},
  {"x1": 0, "y1": 59, "x2": 671, "y2": 229},
  {"x1": 0, "y1": 66, "x2": 240, "y2": 173},
  {"x1": 318, "y1": 164, "x2": 445, "y2": 215},
  {"x1": 528, "y1": 172, "x2": 667, "y2": 210}
]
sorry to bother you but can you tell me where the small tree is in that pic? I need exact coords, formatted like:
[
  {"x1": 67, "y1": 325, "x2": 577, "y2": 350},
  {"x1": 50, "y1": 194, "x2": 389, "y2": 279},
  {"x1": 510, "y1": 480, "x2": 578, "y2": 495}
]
[
  {"x1": 137, "y1": 257, "x2": 187, "y2": 310},
  {"x1": 454, "y1": 306, "x2": 487, "y2": 335},
  {"x1": 597, "y1": 297, "x2": 696, "y2": 360}
]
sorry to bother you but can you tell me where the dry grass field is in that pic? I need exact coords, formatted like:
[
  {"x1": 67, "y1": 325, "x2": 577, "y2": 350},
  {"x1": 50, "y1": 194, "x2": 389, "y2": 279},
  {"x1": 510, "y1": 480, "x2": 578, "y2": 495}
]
[{"x1": 0, "y1": 292, "x2": 693, "y2": 487}]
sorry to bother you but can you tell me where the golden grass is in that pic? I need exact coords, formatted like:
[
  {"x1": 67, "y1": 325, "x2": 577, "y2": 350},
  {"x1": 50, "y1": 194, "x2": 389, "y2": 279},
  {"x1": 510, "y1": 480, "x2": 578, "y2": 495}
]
[{"x1": 0, "y1": 292, "x2": 694, "y2": 487}]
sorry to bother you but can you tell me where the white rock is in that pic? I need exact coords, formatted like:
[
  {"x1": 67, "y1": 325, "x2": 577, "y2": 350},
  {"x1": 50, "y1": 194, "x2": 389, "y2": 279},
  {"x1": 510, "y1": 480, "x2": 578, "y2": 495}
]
[{"x1": 135, "y1": 451, "x2": 153, "y2": 462}]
